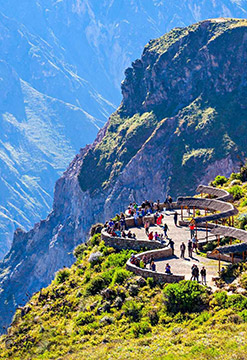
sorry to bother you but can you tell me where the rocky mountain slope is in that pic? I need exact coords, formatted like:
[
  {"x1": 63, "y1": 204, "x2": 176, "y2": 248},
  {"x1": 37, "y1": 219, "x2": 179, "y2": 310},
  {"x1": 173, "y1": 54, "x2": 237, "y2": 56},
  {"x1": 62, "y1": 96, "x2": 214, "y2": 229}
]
[
  {"x1": 1, "y1": 18, "x2": 247, "y2": 333},
  {"x1": 1, "y1": 0, "x2": 247, "y2": 259}
]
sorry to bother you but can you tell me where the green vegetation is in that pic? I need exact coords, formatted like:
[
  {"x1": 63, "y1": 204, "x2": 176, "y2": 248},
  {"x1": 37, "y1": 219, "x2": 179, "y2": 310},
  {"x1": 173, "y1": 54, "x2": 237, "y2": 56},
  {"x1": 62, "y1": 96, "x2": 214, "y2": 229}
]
[{"x1": 2, "y1": 227, "x2": 247, "y2": 360}]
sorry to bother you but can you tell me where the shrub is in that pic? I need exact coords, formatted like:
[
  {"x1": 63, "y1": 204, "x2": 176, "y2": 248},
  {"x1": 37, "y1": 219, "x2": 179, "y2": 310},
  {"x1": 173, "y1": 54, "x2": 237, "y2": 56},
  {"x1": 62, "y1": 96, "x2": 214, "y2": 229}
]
[
  {"x1": 239, "y1": 309, "x2": 247, "y2": 322},
  {"x1": 55, "y1": 268, "x2": 70, "y2": 284},
  {"x1": 147, "y1": 309, "x2": 159, "y2": 326},
  {"x1": 163, "y1": 280, "x2": 209, "y2": 314},
  {"x1": 88, "y1": 233, "x2": 101, "y2": 247},
  {"x1": 147, "y1": 277, "x2": 156, "y2": 289},
  {"x1": 103, "y1": 250, "x2": 136, "y2": 269},
  {"x1": 132, "y1": 321, "x2": 151, "y2": 337},
  {"x1": 112, "y1": 268, "x2": 131, "y2": 286},
  {"x1": 228, "y1": 185, "x2": 243, "y2": 200},
  {"x1": 75, "y1": 312, "x2": 95, "y2": 326},
  {"x1": 123, "y1": 300, "x2": 142, "y2": 322},
  {"x1": 73, "y1": 243, "x2": 87, "y2": 259},
  {"x1": 240, "y1": 272, "x2": 247, "y2": 289},
  {"x1": 226, "y1": 294, "x2": 247, "y2": 310},
  {"x1": 210, "y1": 291, "x2": 228, "y2": 308},
  {"x1": 240, "y1": 198, "x2": 247, "y2": 208},
  {"x1": 212, "y1": 175, "x2": 227, "y2": 186},
  {"x1": 238, "y1": 214, "x2": 247, "y2": 230},
  {"x1": 85, "y1": 273, "x2": 111, "y2": 296},
  {"x1": 230, "y1": 172, "x2": 242, "y2": 181}
]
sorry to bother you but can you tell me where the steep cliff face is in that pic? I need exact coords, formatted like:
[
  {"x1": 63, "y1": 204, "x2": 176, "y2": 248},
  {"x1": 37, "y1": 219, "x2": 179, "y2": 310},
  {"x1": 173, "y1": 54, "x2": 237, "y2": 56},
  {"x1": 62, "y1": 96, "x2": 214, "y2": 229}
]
[{"x1": 1, "y1": 18, "x2": 247, "y2": 332}]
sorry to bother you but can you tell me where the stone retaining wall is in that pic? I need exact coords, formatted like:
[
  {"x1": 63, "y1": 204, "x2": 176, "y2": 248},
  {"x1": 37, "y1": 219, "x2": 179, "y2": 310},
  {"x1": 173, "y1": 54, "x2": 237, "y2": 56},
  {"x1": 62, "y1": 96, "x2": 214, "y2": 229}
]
[
  {"x1": 126, "y1": 247, "x2": 184, "y2": 283},
  {"x1": 101, "y1": 230, "x2": 164, "y2": 251}
]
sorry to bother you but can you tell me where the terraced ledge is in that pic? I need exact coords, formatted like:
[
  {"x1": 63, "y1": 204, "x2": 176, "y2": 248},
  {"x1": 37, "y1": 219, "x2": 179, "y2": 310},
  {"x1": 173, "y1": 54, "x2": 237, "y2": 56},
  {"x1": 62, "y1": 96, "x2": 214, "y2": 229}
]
[
  {"x1": 101, "y1": 230, "x2": 164, "y2": 251},
  {"x1": 126, "y1": 248, "x2": 184, "y2": 283}
]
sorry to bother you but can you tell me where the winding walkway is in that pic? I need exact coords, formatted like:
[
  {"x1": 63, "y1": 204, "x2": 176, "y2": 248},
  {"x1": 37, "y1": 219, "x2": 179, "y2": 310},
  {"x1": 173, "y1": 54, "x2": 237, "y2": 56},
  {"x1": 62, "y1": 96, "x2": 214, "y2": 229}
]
[{"x1": 102, "y1": 185, "x2": 247, "y2": 286}]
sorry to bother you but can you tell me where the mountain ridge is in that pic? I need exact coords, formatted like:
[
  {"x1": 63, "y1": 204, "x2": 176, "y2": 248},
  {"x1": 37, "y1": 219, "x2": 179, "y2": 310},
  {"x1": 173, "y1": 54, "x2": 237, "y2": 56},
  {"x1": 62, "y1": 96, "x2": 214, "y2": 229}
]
[{"x1": 1, "y1": 17, "x2": 247, "y2": 332}]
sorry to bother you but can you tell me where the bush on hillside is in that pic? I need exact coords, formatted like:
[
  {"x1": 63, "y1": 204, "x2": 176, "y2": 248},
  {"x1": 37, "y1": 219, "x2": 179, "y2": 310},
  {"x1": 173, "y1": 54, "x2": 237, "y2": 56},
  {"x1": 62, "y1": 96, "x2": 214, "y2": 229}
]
[
  {"x1": 73, "y1": 243, "x2": 87, "y2": 259},
  {"x1": 212, "y1": 175, "x2": 227, "y2": 186},
  {"x1": 87, "y1": 233, "x2": 101, "y2": 247},
  {"x1": 163, "y1": 280, "x2": 209, "y2": 314},
  {"x1": 85, "y1": 272, "x2": 112, "y2": 295},
  {"x1": 228, "y1": 185, "x2": 243, "y2": 200},
  {"x1": 75, "y1": 312, "x2": 95, "y2": 326},
  {"x1": 55, "y1": 268, "x2": 70, "y2": 284},
  {"x1": 237, "y1": 214, "x2": 247, "y2": 230},
  {"x1": 123, "y1": 300, "x2": 142, "y2": 322},
  {"x1": 112, "y1": 268, "x2": 131, "y2": 285},
  {"x1": 240, "y1": 272, "x2": 247, "y2": 290}
]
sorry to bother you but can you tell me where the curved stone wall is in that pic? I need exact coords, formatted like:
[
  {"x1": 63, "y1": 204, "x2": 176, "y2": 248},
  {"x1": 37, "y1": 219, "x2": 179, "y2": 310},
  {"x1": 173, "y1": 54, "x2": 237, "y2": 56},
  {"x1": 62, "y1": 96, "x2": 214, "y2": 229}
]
[{"x1": 126, "y1": 248, "x2": 184, "y2": 283}]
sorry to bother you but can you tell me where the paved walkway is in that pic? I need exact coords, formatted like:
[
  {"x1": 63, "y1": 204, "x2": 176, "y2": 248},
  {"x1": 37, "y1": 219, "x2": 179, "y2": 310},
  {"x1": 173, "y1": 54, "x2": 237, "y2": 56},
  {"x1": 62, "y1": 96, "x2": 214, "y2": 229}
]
[{"x1": 131, "y1": 209, "x2": 227, "y2": 287}]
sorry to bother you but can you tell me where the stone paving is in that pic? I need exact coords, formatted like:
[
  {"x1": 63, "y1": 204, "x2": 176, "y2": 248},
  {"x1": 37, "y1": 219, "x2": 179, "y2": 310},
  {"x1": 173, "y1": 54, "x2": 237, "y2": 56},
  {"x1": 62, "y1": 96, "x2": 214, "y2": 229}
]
[{"x1": 131, "y1": 209, "x2": 228, "y2": 287}]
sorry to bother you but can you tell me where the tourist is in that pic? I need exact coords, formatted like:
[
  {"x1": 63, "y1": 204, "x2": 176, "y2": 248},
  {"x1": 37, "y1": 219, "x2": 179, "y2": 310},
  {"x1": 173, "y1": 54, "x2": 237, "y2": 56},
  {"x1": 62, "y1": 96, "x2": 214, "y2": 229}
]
[
  {"x1": 191, "y1": 264, "x2": 199, "y2": 281},
  {"x1": 144, "y1": 220, "x2": 150, "y2": 235},
  {"x1": 150, "y1": 261, "x2": 156, "y2": 272},
  {"x1": 180, "y1": 242, "x2": 186, "y2": 259},
  {"x1": 163, "y1": 223, "x2": 169, "y2": 237},
  {"x1": 121, "y1": 231, "x2": 126, "y2": 238},
  {"x1": 154, "y1": 231, "x2": 159, "y2": 241},
  {"x1": 115, "y1": 229, "x2": 121, "y2": 237},
  {"x1": 127, "y1": 230, "x2": 132, "y2": 238},
  {"x1": 142, "y1": 255, "x2": 148, "y2": 268},
  {"x1": 192, "y1": 236, "x2": 198, "y2": 254},
  {"x1": 201, "y1": 266, "x2": 206, "y2": 285},
  {"x1": 132, "y1": 232, "x2": 136, "y2": 239},
  {"x1": 174, "y1": 211, "x2": 178, "y2": 226},
  {"x1": 188, "y1": 239, "x2": 193, "y2": 257},
  {"x1": 189, "y1": 221, "x2": 195, "y2": 239},
  {"x1": 148, "y1": 231, "x2": 154, "y2": 240},
  {"x1": 168, "y1": 196, "x2": 173, "y2": 209},
  {"x1": 108, "y1": 219, "x2": 114, "y2": 228},
  {"x1": 165, "y1": 263, "x2": 172, "y2": 274},
  {"x1": 120, "y1": 217, "x2": 126, "y2": 231},
  {"x1": 133, "y1": 212, "x2": 138, "y2": 227},
  {"x1": 168, "y1": 238, "x2": 175, "y2": 255}
]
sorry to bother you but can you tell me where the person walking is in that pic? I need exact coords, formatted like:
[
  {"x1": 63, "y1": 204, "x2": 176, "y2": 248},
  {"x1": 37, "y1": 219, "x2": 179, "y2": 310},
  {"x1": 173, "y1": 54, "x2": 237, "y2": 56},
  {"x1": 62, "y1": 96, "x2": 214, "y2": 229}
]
[
  {"x1": 189, "y1": 222, "x2": 195, "y2": 239},
  {"x1": 144, "y1": 220, "x2": 150, "y2": 235},
  {"x1": 174, "y1": 211, "x2": 178, "y2": 226},
  {"x1": 192, "y1": 236, "x2": 198, "y2": 254},
  {"x1": 188, "y1": 239, "x2": 193, "y2": 257},
  {"x1": 201, "y1": 266, "x2": 206, "y2": 285},
  {"x1": 168, "y1": 239, "x2": 175, "y2": 255},
  {"x1": 180, "y1": 242, "x2": 186, "y2": 259},
  {"x1": 163, "y1": 223, "x2": 169, "y2": 237}
]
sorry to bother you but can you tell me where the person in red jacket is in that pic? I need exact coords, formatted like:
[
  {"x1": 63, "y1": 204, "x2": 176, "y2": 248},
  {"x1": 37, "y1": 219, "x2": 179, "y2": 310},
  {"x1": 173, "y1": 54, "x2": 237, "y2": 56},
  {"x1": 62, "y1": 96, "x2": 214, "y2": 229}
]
[{"x1": 148, "y1": 231, "x2": 154, "y2": 240}]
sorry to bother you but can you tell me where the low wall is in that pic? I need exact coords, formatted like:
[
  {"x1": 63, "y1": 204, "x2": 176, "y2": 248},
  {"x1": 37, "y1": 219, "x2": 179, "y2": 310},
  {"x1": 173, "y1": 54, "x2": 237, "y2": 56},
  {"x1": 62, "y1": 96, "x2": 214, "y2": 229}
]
[
  {"x1": 126, "y1": 247, "x2": 184, "y2": 283},
  {"x1": 101, "y1": 230, "x2": 164, "y2": 251}
]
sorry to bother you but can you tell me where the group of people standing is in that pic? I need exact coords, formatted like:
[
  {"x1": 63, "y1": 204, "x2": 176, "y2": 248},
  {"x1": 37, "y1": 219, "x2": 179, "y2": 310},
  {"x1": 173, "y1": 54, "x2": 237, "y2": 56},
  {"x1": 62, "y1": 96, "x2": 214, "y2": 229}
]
[{"x1": 191, "y1": 264, "x2": 207, "y2": 285}]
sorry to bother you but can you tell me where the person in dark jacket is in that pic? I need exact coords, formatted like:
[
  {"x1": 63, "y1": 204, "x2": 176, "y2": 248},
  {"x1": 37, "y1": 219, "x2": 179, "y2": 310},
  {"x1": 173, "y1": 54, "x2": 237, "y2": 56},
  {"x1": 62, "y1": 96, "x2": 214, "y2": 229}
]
[
  {"x1": 180, "y1": 242, "x2": 186, "y2": 259},
  {"x1": 200, "y1": 266, "x2": 206, "y2": 285},
  {"x1": 174, "y1": 211, "x2": 178, "y2": 226},
  {"x1": 168, "y1": 239, "x2": 175, "y2": 255}
]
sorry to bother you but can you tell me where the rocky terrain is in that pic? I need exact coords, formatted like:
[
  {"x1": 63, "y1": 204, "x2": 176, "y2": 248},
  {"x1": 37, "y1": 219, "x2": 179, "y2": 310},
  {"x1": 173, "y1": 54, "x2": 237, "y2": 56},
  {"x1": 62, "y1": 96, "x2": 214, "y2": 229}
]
[
  {"x1": 1, "y1": 18, "x2": 247, "y2": 333},
  {"x1": 1, "y1": 0, "x2": 247, "y2": 259}
]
